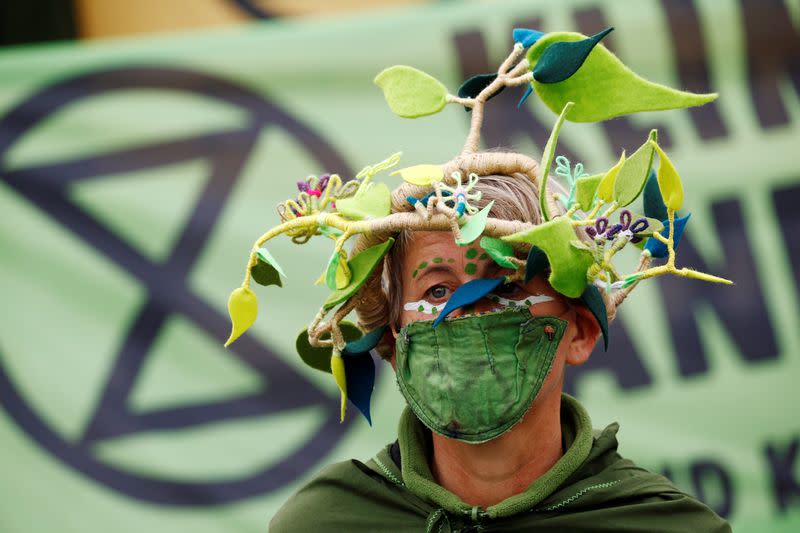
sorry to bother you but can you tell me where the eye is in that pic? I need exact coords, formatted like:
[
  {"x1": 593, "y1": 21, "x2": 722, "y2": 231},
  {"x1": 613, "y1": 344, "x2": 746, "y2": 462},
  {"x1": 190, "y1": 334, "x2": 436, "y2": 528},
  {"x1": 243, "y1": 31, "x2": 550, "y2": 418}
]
[
  {"x1": 496, "y1": 282, "x2": 523, "y2": 297},
  {"x1": 426, "y1": 285, "x2": 451, "y2": 301}
]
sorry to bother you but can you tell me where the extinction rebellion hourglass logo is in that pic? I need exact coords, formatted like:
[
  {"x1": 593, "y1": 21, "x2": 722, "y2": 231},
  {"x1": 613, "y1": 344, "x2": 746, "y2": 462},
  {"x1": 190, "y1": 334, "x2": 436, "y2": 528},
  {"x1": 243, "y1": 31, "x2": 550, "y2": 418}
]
[{"x1": 0, "y1": 67, "x2": 354, "y2": 505}]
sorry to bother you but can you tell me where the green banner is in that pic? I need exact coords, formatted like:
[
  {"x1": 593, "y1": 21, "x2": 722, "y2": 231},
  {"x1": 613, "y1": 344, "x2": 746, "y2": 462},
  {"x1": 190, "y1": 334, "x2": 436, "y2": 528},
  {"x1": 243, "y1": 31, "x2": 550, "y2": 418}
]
[{"x1": 1, "y1": 0, "x2": 798, "y2": 531}]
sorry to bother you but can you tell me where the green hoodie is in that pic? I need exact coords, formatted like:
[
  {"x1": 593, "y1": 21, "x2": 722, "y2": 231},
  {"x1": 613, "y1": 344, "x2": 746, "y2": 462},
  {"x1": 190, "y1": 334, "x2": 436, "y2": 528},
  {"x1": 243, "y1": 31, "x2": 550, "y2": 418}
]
[{"x1": 271, "y1": 395, "x2": 731, "y2": 532}]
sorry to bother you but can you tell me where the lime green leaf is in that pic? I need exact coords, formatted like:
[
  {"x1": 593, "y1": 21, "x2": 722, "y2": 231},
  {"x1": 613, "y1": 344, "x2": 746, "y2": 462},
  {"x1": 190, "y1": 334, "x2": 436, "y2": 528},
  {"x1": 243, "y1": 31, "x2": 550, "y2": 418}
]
[
  {"x1": 573, "y1": 173, "x2": 602, "y2": 210},
  {"x1": 539, "y1": 102, "x2": 574, "y2": 221},
  {"x1": 331, "y1": 353, "x2": 347, "y2": 422},
  {"x1": 479, "y1": 236, "x2": 517, "y2": 268},
  {"x1": 335, "y1": 182, "x2": 391, "y2": 220},
  {"x1": 597, "y1": 151, "x2": 625, "y2": 203},
  {"x1": 502, "y1": 217, "x2": 593, "y2": 298},
  {"x1": 256, "y1": 247, "x2": 286, "y2": 278},
  {"x1": 649, "y1": 141, "x2": 684, "y2": 211},
  {"x1": 374, "y1": 65, "x2": 448, "y2": 118},
  {"x1": 391, "y1": 164, "x2": 444, "y2": 186},
  {"x1": 224, "y1": 287, "x2": 257, "y2": 347},
  {"x1": 325, "y1": 249, "x2": 352, "y2": 290},
  {"x1": 295, "y1": 321, "x2": 362, "y2": 373},
  {"x1": 613, "y1": 130, "x2": 657, "y2": 207},
  {"x1": 324, "y1": 238, "x2": 395, "y2": 310},
  {"x1": 527, "y1": 32, "x2": 718, "y2": 122},
  {"x1": 457, "y1": 201, "x2": 494, "y2": 246},
  {"x1": 250, "y1": 259, "x2": 282, "y2": 287},
  {"x1": 636, "y1": 217, "x2": 664, "y2": 236}
]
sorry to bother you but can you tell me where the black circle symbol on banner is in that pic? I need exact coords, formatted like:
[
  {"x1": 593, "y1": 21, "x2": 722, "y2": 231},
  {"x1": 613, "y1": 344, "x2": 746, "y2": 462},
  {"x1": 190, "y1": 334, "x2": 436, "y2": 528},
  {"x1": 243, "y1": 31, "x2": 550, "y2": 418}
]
[{"x1": 0, "y1": 66, "x2": 358, "y2": 505}]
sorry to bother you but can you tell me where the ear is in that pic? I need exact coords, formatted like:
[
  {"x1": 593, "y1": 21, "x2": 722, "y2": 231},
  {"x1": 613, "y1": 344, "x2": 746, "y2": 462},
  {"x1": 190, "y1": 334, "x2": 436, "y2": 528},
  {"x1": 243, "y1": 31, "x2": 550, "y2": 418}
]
[{"x1": 564, "y1": 302, "x2": 601, "y2": 366}]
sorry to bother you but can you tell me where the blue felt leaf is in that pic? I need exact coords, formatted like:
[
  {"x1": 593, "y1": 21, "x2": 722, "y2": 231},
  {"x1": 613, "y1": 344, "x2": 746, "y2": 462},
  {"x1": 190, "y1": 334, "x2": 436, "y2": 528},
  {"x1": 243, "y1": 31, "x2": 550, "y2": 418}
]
[
  {"x1": 644, "y1": 213, "x2": 691, "y2": 259},
  {"x1": 517, "y1": 85, "x2": 534, "y2": 109},
  {"x1": 343, "y1": 325, "x2": 387, "y2": 356},
  {"x1": 433, "y1": 277, "x2": 505, "y2": 327},
  {"x1": 524, "y1": 245, "x2": 550, "y2": 283},
  {"x1": 343, "y1": 352, "x2": 376, "y2": 425},
  {"x1": 513, "y1": 28, "x2": 545, "y2": 48},
  {"x1": 580, "y1": 285, "x2": 609, "y2": 351},
  {"x1": 532, "y1": 27, "x2": 614, "y2": 84},
  {"x1": 643, "y1": 169, "x2": 668, "y2": 222}
]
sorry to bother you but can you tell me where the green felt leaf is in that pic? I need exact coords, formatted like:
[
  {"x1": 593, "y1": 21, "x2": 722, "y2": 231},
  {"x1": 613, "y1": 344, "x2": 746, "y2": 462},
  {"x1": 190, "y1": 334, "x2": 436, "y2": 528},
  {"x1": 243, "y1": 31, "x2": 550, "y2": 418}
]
[
  {"x1": 502, "y1": 217, "x2": 593, "y2": 298},
  {"x1": 324, "y1": 238, "x2": 395, "y2": 310},
  {"x1": 224, "y1": 287, "x2": 257, "y2": 347},
  {"x1": 250, "y1": 259, "x2": 282, "y2": 287},
  {"x1": 391, "y1": 164, "x2": 443, "y2": 186},
  {"x1": 613, "y1": 130, "x2": 657, "y2": 207},
  {"x1": 650, "y1": 141, "x2": 684, "y2": 211},
  {"x1": 318, "y1": 225, "x2": 343, "y2": 238},
  {"x1": 295, "y1": 322, "x2": 362, "y2": 373},
  {"x1": 597, "y1": 151, "x2": 625, "y2": 203},
  {"x1": 374, "y1": 65, "x2": 448, "y2": 118},
  {"x1": 533, "y1": 27, "x2": 613, "y2": 84},
  {"x1": 256, "y1": 247, "x2": 286, "y2": 278},
  {"x1": 335, "y1": 182, "x2": 391, "y2": 220},
  {"x1": 527, "y1": 32, "x2": 718, "y2": 122},
  {"x1": 634, "y1": 216, "x2": 664, "y2": 237},
  {"x1": 479, "y1": 236, "x2": 517, "y2": 269},
  {"x1": 539, "y1": 102, "x2": 574, "y2": 221},
  {"x1": 457, "y1": 201, "x2": 494, "y2": 246},
  {"x1": 573, "y1": 173, "x2": 602, "y2": 210},
  {"x1": 570, "y1": 239, "x2": 593, "y2": 251}
]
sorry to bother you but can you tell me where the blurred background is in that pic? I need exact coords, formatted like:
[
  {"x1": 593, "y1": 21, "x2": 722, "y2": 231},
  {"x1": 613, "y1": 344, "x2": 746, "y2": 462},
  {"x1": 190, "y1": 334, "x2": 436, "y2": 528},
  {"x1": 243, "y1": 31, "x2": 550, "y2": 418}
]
[{"x1": 0, "y1": 0, "x2": 798, "y2": 531}]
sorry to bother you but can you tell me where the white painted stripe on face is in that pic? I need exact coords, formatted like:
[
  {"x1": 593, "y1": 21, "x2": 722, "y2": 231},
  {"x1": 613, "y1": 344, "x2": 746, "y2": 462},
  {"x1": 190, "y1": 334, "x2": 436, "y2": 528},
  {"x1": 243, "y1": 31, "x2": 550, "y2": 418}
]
[{"x1": 403, "y1": 299, "x2": 439, "y2": 314}]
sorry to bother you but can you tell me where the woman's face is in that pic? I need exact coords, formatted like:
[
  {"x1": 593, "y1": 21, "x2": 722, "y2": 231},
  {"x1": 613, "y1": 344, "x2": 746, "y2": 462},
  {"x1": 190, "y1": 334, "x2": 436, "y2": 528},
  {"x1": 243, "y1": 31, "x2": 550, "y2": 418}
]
[{"x1": 397, "y1": 231, "x2": 570, "y2": 328}]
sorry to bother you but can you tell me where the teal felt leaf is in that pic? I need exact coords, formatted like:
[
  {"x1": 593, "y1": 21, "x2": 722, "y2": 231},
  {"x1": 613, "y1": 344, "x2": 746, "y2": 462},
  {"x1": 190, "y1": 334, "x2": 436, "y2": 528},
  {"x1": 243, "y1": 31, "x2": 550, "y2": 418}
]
[
  {"x1": 433, "y1": 277, "x2": 505, "y2": 327},
  {"x1": 335, "y1": 182, "x2": 391, "y2": 220},
  {"x1": 343, "y1": 325, "x2": 388, "y2": 356},
  {"x1": 539, "y1": 102, "x2": 574, "y2": 221},
  {"x1": 458, "y1": 73, "x2": 504, "y2": 111},
  {"x1": 580, "y1": 285, "x2": 609, "y2": 351},
  {"x1": 644, "y1": 213, "x2": 691, "y2": 259},
  {"x1": 250, "y1": 259, "x2": 282, "y2": 287},
  {"x1": 524, "y1": 246, "x2": 549, "y2": 283},
  {"x1": 374, "y1": 65, "x2": 448, "y2": 118},
  {"x1": 527, "y1": 32, "x2": 717, "y2": 122},
  {"x1": 574, "y1": 173, "x2": 602, "y2": 210},
  {"x1": 533, "y1": 27, "x2": 613, "y2": 84},
  {"x1": 503, "y1": 217, "x2": 593, "y2": 298},
  {"x1": 517, "y1": 85, "x2": 534, "y2": 108},
  {"x1": 479, "y1": 236, "x2": 517, "y2": 269},
  {"x1": 295, "y1": 322, "x2": 362, "y2": 373},
  {"x1": 256, "y1": 247, "x2": 286, "y2": 278},
  {"x1": 643, "y1": 170, "x2": 668, "y2": 221},
  {"x1": 342, "y1": 351, "x2": 375, "y2": 425},
  {"x1": 513, "y1": 28, "x2": 545, "y2": 48},
  {"x1": 457, "y1": 201, "x2": 494, "y2": 246},
  {"x1": 613, "y1": 130, "x2": 657, "y2": 207},
  {"x1": 324, "y1": 238, "x2": 395, "y2": 310}
]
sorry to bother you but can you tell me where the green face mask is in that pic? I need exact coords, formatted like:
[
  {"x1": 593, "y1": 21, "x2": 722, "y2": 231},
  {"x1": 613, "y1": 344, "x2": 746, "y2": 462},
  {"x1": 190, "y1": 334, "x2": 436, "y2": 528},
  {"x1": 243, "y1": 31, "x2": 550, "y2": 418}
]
[{"x1": 395, "y1": 308, "x2": 567, "y2": 443}]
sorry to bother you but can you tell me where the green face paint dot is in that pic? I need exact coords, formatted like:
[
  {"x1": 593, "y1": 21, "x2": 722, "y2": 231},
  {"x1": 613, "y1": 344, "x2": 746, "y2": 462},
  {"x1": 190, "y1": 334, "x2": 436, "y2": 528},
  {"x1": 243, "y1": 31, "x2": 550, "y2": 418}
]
[
  {"x1": 431, "y1": 306, "x2": 438, "y2": 314},
  {"x1": 418, "y1": 261, "x2": 429, "y2": 270},
  {"x1": 447, "y1": 258, "x2": 455, "y2": 263},
  {"x1": 432, "y1": 257, "x2": 443, "y2": 264},
  {"x1": 525, "y1": 299, "x2": 532, "y2": 306},
  {"x1": 418, "y1": 305, "x2": 424, "y2": 312},
  {"x1": 491, "y1": 295, "x2": 499, "y2": 302},
  {"x1": 465, "y1": 248, "x2": 478, "y2": 259},
  {"x1": 412, "y1": 270, "x2": 418, "y2": 278},
  {"x1": 464, "y1": 263, "x2": 477, "y2": 275},
  {"x1": 508, "y1": 301, "x2": 517, "y2": 307},
  {"x1": 479, "y1": 252, "x2": 489, "y2": 260}
]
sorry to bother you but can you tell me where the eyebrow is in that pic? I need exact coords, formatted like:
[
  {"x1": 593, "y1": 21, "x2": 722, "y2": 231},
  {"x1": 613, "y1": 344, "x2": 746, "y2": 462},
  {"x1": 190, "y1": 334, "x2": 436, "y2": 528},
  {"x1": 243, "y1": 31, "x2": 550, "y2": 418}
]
[{"x1": 414, "y1": 265, "x2": 456, "y2": 285}]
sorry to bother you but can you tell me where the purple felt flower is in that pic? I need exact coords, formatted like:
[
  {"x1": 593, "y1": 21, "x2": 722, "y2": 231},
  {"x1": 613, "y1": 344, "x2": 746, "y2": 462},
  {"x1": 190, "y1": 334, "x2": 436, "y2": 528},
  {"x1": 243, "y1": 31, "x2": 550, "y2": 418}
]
[{"x1": 595, "y1": 217, "x2": 609, "y2": 235}]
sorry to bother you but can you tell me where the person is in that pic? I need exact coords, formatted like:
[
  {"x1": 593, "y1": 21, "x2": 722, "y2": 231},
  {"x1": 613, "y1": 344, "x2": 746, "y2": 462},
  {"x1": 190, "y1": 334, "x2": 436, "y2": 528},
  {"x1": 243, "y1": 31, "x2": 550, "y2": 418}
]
[
  {"x1": 267, "y1": 171, "x2": 731, "y2": 532},
  {"x1": 222, "y1": 26, "x2": 733, "y2": 531}
]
